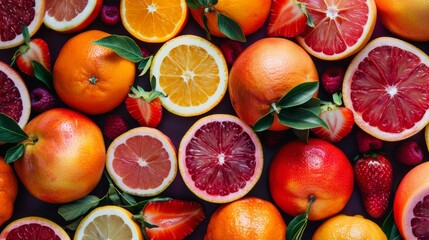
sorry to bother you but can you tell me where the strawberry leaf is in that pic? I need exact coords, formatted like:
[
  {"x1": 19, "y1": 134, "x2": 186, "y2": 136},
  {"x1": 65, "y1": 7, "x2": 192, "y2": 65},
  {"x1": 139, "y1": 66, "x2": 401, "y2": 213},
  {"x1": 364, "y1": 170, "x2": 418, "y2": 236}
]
[
  {"x1": 138, "y1": 55, "x2": 153, "y2": 77},
  {"x1": 278, "y1": 108, "x2": 328, "y2": 130},
  {"x1": 5, "y1": 143, "x2": 25, "y2": 163},
  {"x1": 0, "y1": 113, "x2": 28, "y2": 143},
  {"x1": 253, "y1": 111, "x2": 275, "y2": 132},
  {"x1": 58, "y1": 195, "x2": 101, "y2": 221},
  {"x1": 298, "y1": 3, "x2": 315, "y2": 27},
  {"x1": 217, "y1": 13, "x2": 246, "y2": 42},
  {"x1": 93, "y1": 35, "x2": 144, "y2": 63},
  {"x1": 277, "y1": 82, "x2": 319, "y2": 108},
  {"x1": 32, "y1": 61, "x2": 54, "y2": 92},
  {"x1": 186, "y1": 0, "x2": 202, "y2": 9}
]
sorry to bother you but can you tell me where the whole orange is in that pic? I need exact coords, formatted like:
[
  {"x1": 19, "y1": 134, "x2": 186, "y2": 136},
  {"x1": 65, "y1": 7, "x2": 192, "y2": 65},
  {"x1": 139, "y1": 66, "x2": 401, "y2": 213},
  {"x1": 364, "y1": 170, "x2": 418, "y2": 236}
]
[
  {"x1": 229, "y1": 37, "x2": 319, "y2": 131},
  {"x1": 204, "y1": 197, "x2": 287, "y2": 240},
  {"x1": 0, "y1": 157, "x2": 18, "y2": 227},
  {"x1": 190, "y1": 0, "x2": 271, "y2": 38},
  {"x1": 53, "y1": 30, "x2": 136, "y2": 115},
  {"x1": 375, "y1": 0, "x2": 429, "y2": 42},
  {"x1": 269, "y1": 138, "x2": 354, "y2": 221},
  {"x1": 13, "y1": 108, "x2": 106, "y2": 203}
]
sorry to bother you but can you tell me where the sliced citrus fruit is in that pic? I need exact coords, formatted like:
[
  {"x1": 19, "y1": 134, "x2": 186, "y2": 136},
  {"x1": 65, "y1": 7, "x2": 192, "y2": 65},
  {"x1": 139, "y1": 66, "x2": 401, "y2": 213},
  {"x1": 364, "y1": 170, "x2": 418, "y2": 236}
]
[
  {"x1": 0, "y1": 0, "x2": 45, "y2": 49},
  {"x1": 44, "y1": 0, "x2": 102, "y2": 33},
  {"x1": 178, "y1": 114, "x2": 263, "y2": 203},
  {"x1": 106, "y1": 127, "x2": 177, "y2": 197},
  {"x1": 120, "y1": 0, "x2": 188, "y2": 43},
  {"x1": 0, "y1": 216, "x2": 70, "y2": 240},
  {"x1": 295, "y1": 0, "x2": 377, "y2": 60},
  {"x1": 394, "y1": 161, "x2": 429, "y2": 240},
  {"x1": 0, "y1": 61, "x2": 31, "y2": 128},
  {"x1": 151, "y1": 35, "x2": 228, "y2": 117},
  {"x1": 74, "y1": 205, "x2": 143, "y2": 240},
  {"x1": 342, "y1": 37, "x2": 429, "y2": 142}
]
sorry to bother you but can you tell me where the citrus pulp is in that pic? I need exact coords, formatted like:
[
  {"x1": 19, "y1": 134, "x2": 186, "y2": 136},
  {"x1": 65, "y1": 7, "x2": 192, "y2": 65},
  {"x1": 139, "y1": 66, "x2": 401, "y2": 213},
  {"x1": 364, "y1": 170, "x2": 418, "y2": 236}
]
[{"x1": 0, "y1": 216, "x2": 70, "y2": 240}]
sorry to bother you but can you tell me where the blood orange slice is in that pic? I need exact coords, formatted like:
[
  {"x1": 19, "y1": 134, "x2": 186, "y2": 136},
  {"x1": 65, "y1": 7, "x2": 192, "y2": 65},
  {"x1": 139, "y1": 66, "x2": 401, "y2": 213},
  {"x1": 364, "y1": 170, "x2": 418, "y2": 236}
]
[
  {"x1": 0, "y1": 61, "x2": 31, "y2": 128},
  {"x1": 44, "y1": 0, "x2": 102, "y2": 33},
  {"x1": 106, "y1": 127, "x2": 177, "y2": 197},
  {"x1": 0, "y1": 216, "x2": 70, "y2": 240},
  {"x1": 343, "y1": 37, "x2": 429, "y2": 141},
  {"x1": 178, "y1": 114, "x2": 263, "y2": 203},
  {"x1": 0, "y1": 0, "x2": 45, "y2": 49},
  {"x1": 295, "y1": 0, "x2": 377, "y2": 61},
  {"x1": 394, "y1": 161, "x2": 429, "y2": 240}
]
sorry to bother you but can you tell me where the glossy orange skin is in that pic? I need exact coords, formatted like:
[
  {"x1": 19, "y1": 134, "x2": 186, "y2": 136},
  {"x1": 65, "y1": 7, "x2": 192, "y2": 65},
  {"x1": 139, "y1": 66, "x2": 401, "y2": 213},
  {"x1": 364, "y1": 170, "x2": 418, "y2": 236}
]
[
  {"x1": 0, "y1": 157, "x2": 18, "y2": 227},
  {"x1": 13, "y1": 108, "x2": 106, "y2": 203},
  {"x1": 229, "y1": 38, "x2": 318, "y2": 131},
  {"x1": 269, "y1": 138, "x2": 354, "y2": 221}
]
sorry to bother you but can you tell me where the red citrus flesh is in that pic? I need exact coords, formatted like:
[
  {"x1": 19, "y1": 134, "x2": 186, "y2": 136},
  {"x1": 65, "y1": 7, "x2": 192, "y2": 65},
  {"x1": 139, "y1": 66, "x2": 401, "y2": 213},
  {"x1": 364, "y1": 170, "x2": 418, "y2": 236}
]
[
  {"x1": 0, "y1": 216, "x2": 70, "y2": 240},
  {"x1": 178, "y1": 114, "x2": 263, "y2": 203}
]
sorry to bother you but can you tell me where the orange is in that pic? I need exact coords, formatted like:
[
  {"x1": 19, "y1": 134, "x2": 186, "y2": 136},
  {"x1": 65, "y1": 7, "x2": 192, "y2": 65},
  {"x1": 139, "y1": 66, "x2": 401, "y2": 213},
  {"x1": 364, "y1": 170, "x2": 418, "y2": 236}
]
[
  {"x1": 190, "y1": 0, "x2": 271, "y2": 38},
  {"x1": 204, "y1": 197, "x2": 287, "y2": 240},
  {"x1": 120, "y1": 0, "x2": 188, "y2": 43},
  {"x1": 269, "y1": 138, "x2": 354, "y2": 221},
  {"x1": 0, "y1": 157, "x2": 18, "y2": 227},
  {"x1": 375, "y1": 0, "x2": 429, "y2": 42},
  {"x1": 13, "y1": 108, "x2": 106, "y2": 203},
  {"x1": 228, "y1": 37, "x2": 318, "y2": 131},
  {"x1": 53, "y1": 30, "x2": 136, "y2": 115}
]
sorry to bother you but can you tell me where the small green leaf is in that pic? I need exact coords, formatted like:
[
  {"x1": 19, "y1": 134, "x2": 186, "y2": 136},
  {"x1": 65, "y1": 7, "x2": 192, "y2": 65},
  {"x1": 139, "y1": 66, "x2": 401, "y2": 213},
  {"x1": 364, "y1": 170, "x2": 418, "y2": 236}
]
[
  {"x1": 58, "y1": 195, "x2": 101, "y2": 221},
  {"x1": 186, "y1": 0, "x2": 202, "y2": 9},
  {"x1": 332, "y1": 92, "x2": 343, "y2": 106},
  {"x1": 138, "y1": 55, "x2": 153, "y2": 77},
  {"x1": 22, "y1": 25, "x2": 30, "y2": 45},
  {"x1": 292, "y1": 129, "x2": 309, "y2": 143},
  {"x1": 121, "y1": 197, "x2": 172, "y2": 213},
  {"x1": 93, "y1": 35, "x2": 144, "y2": 63},
  {"x1": 198, "y1": 0, "x2": 211, "y2": 7},
  {"x1": 32, "y1": 61, "x2": 54, "y2": 91},
  {"x1": 5, "y1": 144, "x2": 25, "y2": 163},
  {"x1": 302, "y1": 98, "x2": 322, "y2": 115},
  {"x1": 202, "y1": 13, "x2": 211, "y2": 40},
  {"x1": 277, "y1": 82, "x2": 319, "y2": 108},
  {"x1": 0, "y1": 114, "x2": 28, "y2": 143},
  {"x1": 216, "y1": 13, "x2": 246, "y2": 42},
  {"x1": 253, "y1": 112, "x2": 275, "y2": 132},
  {"x1": 278, "y1": 108, "x2": 328, "y2": 130},
  {"x1": 298, "y1": 3, "x2": 315, "y2": 28},
  {"x1": 286, "y1": 195, "x2": 315, "y2": 240},
  {"x1": 64, "y1": 217, "x2": 83, "y2": 231},
  {"x1": 118, "y1": 192, "x2": 137, "y2": 206},
  {"x1": 211, "y1": 0, "x2": 218, "y2": 4}
]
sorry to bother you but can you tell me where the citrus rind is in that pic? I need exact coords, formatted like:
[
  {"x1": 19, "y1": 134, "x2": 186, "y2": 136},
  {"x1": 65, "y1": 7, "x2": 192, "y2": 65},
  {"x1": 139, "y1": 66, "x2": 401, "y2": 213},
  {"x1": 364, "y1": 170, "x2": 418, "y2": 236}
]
[{"x1": 0, "y1": 216, "x2": 70, "y2": 240}]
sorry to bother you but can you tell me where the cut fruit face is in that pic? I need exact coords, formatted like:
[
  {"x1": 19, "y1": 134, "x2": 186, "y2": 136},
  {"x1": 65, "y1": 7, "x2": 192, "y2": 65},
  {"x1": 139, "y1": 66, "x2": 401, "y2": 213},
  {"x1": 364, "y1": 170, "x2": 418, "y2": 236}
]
[
  {"x1": 106, "y1": 127, "x2": 177, "y2": 197},
  {"x1": 0, "y1": 216, "x2": 70, "y2": 240},
  {"x1": 0, "y1": 0, "x2": 45, "y2": 49},
  {"x1": 120, "y1": 0, "x2": 188, "y2": 43},
  {"x1": 74, "y1": 205, "x2": 143, "y2": 240},
  {"x1": 0, "y1": 61, "x2": 31, "y2": 128},
  {"x1": 296, "y1": 0, "x2": 377, "y2": 60},
  {"x1": 151, "y1": 35, "x2": 228, "y2": 117},
  {"x1": 343, "y1": 37, "x2": 429, "y2": 141},
  {"x1": 178, "y1": 114, "x2": 263, "y2": 203}
]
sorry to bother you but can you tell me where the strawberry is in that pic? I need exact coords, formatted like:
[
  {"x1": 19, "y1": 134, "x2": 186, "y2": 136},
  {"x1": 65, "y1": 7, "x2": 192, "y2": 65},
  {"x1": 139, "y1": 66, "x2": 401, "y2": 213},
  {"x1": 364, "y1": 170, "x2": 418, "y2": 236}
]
[
  {"x1": 138, "y1": 199, "x2": 205, "y2": 240},
  {"x1": 267, "y1": 0, "x2": 314, "y2": 38},
  {"x1": 354, "y1": 153, "x2": 393, "y2": 218},
  {"x1": 125, "y1": 84, "x2": 165, "y2": 128}
]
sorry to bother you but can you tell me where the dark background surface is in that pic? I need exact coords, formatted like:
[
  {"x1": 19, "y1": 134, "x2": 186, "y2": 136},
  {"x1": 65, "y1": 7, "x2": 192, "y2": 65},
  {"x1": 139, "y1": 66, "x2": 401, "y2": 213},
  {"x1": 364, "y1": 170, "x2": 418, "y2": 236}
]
[{"x1": 1, "y1": 2, "x2": 429, "y2": 239}]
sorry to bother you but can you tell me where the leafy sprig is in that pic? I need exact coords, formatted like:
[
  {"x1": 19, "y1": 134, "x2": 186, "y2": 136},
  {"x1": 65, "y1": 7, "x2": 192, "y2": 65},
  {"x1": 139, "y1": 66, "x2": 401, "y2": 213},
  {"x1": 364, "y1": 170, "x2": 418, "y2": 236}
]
[
  {"x1": 0, "y1": 113, "x2": 33, "y2": 163},
  {"x1": 286, "y1": 195, "x2": 315, "y2": 240}
]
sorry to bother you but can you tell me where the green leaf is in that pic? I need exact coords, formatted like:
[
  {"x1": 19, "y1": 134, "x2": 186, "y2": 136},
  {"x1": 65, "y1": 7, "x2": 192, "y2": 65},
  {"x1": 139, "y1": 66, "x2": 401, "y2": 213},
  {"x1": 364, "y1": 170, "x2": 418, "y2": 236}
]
[
  {"x1": 277, "y1": 82, "x2": 319, "y2": 108},
  {"x1": 93, "y1": 35, "x2": 144, "y2": 63},
  {"x1": 298, "y1": 3, "x2": 315, "y2": 27},
  {"x1": 186, "y1": 0, "x2": 202, "y2": 9},
  {"x1": 202, "y1": 13, "x2": 211, "y2": 40},
  {"x1": 332, "y1": 92, "x2": 343, "y2": 106},
  {"x1": 138, "y1": 55, "x2": 153, "y2": 77},
  {"x1": 118, "y1": 191, "x2": 137, "y2": 206},
  {"x1": 286, "y1": 195, "x2": 315, "y2": 240},
  {"x1": 0, "y1": 113, "x2": 28, "y2": 143},
  {"x1": 278, "y1": 108, "x2": 328, "y2": 130},
  {"x1": 121, "y1": 197, "x2": 172, "y2": 213},
  {"x1": 292, "y1": 129, "x2": 309, "y2": 143},
  {"x1": 64, "y1": 217, "x2": 83, "y2": 231},
  {"x1": 216, "y1": 13, "x2": 246, "y2": 42},
  {"x1": 382, "y1": 210, "x2": 403, "y2": 240},
  {"x1": 58, "y1": 195, "x2": 101, "y2": 221},
  {"x1": 32, "y1": 61, "x2": 54, "y2": 91},
  {"x1": 253, "y1": 112, "x2": 275, "y2": 132},
  {"x1": 5, "y1": 144, "x2": 25, "y2": 163},
  {"x1": 302, "y1": 98, "x2": 322, "y2": 115},
  {"x1": 198, "y1": 0, "x2": 211, "y2": 6},
  {"x1": 22, "y1": 25, "x2": 30, "y2": 45}
]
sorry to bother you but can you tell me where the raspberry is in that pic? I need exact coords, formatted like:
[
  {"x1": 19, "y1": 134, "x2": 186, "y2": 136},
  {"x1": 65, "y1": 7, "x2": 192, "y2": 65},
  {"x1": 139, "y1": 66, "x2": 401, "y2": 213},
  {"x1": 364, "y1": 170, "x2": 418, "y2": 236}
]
[
  {"x1": 30, "y1": 87, "x2": 57, "y2": 113},
  {"x1": 219, "y1": 40, "x2": 244, "y2": 66},
  {"x1": 394, "y1": 140, "x2": 424, "y2": 165},
  {"x1": 100, "y1": 5, "x2": 120, "y2": 25},
  {"x1": 103, "y1": 115, "x2": 128, "y2": 140},
  {"x1": 356, "y1": 129, "x2": 383, "y2": 153},
  {"x1": 321, "y1": 66, "x2": 345, "y2": 94}
]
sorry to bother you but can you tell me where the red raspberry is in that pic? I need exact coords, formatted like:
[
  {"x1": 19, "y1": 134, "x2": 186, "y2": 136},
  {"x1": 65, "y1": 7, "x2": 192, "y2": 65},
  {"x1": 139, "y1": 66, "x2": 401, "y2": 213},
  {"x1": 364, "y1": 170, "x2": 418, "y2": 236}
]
[
  {"x1": 30, "y1": 87, "x2": 57, "y2": 113},
  {"x1": 394, "y1": 140, "x2": 424, "y2": 165},
  {"x1": 100, "y1": 5, "x2": 120, "y2": 25},
  {"x1": 103, "y1": 115, "x2": 128, "y2": 140},
  {"x1": 321, "y1": 66, "x2": 345, "y2": 94},
  {"x1": 219, "y1": 40, "x2": 244, "y2": 66},
  {"x1": 356, "y1": 129, "x2": 383, "y2": 153}
]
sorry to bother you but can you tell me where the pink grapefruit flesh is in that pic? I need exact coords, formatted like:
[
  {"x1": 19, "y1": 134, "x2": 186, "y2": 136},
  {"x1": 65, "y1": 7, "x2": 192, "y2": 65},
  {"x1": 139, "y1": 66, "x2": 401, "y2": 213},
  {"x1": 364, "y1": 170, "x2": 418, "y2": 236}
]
[{"x1": 0, "y1": 216, "x2": 70, "y2": 240}]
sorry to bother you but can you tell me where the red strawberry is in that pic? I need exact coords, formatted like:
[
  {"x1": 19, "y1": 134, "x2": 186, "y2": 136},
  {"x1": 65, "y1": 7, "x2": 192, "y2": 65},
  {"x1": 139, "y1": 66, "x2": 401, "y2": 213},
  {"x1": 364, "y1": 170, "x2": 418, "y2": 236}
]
[
  {"x1": 267, "y1": 0, "x2": 314, "y2": 37},
  {"x1": 354, "y1": 153, "x2": 393, "y2": 218},
  {"x1": 138, "y1": 199, "x2": 205, "y2": 240},
  {"x1": 12, "y1": 38, "x2": 51, "y2": 77},
  {"x1": 125, "y1": 85, "x2": 165, "y2": 128}
]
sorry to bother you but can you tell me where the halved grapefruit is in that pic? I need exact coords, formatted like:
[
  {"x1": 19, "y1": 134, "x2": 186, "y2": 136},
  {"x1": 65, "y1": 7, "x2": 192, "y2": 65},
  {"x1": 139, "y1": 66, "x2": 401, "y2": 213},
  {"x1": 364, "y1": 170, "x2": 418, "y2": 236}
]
[
  {"x1": 178, "y1": 114, "x2": 263, "y2": 203},
  {"x1": 0, "y1": 216, "x2": 70, "y2": 239},
  {"x1": 394, "y1": 161, "x2": 429, "y2": 240},
  {"x1": 44, "y1": 0, "x2": 102, "y2": 33},
  {"x1": 0, "y1": 61, "x2": 31, "y2": 128},
  {"x1": 0, "y1": 0, "x2": 45, "y2": 49},
  {"x1": 106, "y1": 127, "x2": 177, "y2": 197},
  {"x1": 343, "y1": 37, "x2": 429, "y2": 142},
  {"x1": 296, "y1": 0, "x2": 377, "y2": 61}
]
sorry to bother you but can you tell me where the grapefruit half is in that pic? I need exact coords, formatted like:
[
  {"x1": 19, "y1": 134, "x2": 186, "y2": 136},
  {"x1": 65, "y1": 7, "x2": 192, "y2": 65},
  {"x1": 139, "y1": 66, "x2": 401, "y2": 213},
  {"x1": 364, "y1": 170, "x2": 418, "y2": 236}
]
[
  {"x1": 178, "y1": 114, "x2": 263, "y2": 203},
  {"x1": 0, "y1": 216, "x2": 70, "y2": 240},
  {"x1": 343, "y1": 37, "x2": 429, "y2": 142}
]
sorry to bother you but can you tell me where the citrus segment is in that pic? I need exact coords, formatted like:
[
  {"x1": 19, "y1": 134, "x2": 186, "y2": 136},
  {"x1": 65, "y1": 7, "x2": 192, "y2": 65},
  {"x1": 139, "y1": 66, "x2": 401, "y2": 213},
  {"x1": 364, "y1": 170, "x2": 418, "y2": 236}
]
[
  {"x1": 44, "y1": 0, "x2": 102, "y2": 33},
  {"x1": 151, "y1": 35, "x2": 228, "y2": 117},
  {"x1": 296, "y1": 0, "x2": 377, "y2": 60},
  {"x1": 106, "y1": 127, "x2": 177, "y2": 197},
  {"x1": 120, "y1": 0, "x2": 188, "y2": 43},
  {"x1": 343, "y1": 37, "x2": 429, "y2": 141},
  {"x1": 0, "y1": 216, "x2": 70, "y2": 240},
  {"x1": 0, "y1": 0, "x2": 45, "y2": 49},
  {"x1": 178, "y1": 114, "x2": 263, "y2": 203},
  {"x1": 74, "y1": 205, "x2": 143, "y2": 240}
]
